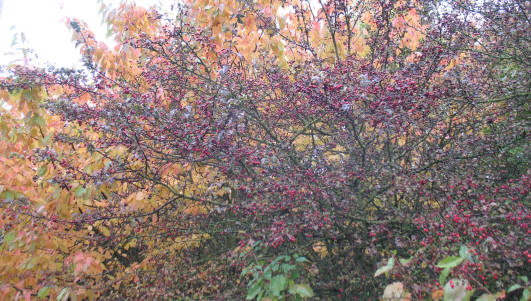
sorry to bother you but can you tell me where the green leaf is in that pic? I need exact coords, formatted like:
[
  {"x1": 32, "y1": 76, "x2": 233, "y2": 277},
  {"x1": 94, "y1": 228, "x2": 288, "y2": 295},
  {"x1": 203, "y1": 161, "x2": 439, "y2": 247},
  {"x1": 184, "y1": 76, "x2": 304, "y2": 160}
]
[
  {"x1": 240, "y1": 267, "x2": 250, "y2": 277},
  {"x1": 399, "y1": 257, "x2": 412, "y2": 266},
  {"x1": 459, "y1": 245, "x2": 471, "y2": 260},
  {"x1": 281, "y1": 263, "x2": 295, "y2": 273},
  {"x1": 37, "y1": 165, "x2": 47, "y2": 177},
  {"x1": 3, "y1": 190, "x2": 14, "y2": 201},
  {"x1": 23, "y1": 90, "x2": 33, "y2": 102},
  {"x1": 374, "y1": 257, "x2": 394, "y2": 277},
  {"x1": 271, "y1": 263, "x2": 279, "y2": 272},
  {"x1": 10, "y1": 33, "x2": 19, "y2": 47},
  {"x1": 253, "y1": 272, "x2": 260, "y2": 282},
  {"x1": 275, "y1": 255, "x2": 290, "y2": 263},
  {"x1": 291, "y1": 269, "x2": 300, "y2": 280},
  {"x1": 256, "y1": 290, "x2": 264, "y2": 301},
  {"x1": 476, "y1": 294, "x2": 497, "y2": 301},
  {"x1": 31, "y1": 114, "x2": 46, "y2": 127},
  {"x1": 508, "y1": 284, "x2": 522, "y2": 293},
  {"x1": 270, "y1": 275, "x2": 287, "y2": 296},
  {"x1": 38, "y1": 286, "x2": 50, "y2": 298},
  {"x1": 521, "y1": 288, "x2": 530, "y2": 301},
  {"x1": 295, "y1": 256, "x2": 308, "y2": 263},
  {"x1": 74, "y1": 186, "x2": 86, "y2": 198},
  {"x1": 458, "y1": 245, "x2": 475, "y2": 263},
  {"x1": 288, "y1": 279, "x2": 295, "y2": 289},
  {"x1": 292, "y1": 284, "x2": 314, "y2": 297},
  {"x1": 4, "y1": 231, "x2": 16, "y2": 244},
  {"x1": 437, "y1": 256, "x2": 464, "y2": 269},
  {"x1": 263, "y1": 269, "x2": 272, "y2": 281},
  {"x1": 439, "y1": 267, "x2": 451, "y2": 286},
  {"x1": 246, "y1": 281, "x2": 263, "y2": 300}
]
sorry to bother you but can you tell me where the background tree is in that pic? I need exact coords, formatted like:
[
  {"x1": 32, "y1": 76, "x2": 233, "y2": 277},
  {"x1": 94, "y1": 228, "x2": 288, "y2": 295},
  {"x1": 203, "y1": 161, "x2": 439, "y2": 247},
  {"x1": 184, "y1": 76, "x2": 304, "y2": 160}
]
[{"x1": 1, "y1": 0, "x2": 529, "y2": 300}]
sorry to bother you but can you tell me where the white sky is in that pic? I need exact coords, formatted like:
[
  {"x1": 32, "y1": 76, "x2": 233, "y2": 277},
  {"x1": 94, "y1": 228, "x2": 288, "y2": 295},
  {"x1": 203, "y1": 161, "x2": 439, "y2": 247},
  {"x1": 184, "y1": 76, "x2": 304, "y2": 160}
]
[{"x1": 0, "y1": 0, "x2": 158, "y2": 68}]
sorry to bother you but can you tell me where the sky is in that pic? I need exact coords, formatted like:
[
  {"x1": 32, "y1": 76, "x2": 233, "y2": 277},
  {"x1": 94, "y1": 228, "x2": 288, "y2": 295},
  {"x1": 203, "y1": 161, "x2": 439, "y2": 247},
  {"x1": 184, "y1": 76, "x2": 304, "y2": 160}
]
[{"x1": 0, "y1": 0, "x2": 158, "y2": 68}]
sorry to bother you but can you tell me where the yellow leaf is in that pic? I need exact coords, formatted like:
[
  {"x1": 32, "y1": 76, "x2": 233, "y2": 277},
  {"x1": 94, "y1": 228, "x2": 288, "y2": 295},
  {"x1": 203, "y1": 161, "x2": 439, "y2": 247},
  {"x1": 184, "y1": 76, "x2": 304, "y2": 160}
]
[{"x1": 100, "y1": 227, "x2": 110, "y2": 237}]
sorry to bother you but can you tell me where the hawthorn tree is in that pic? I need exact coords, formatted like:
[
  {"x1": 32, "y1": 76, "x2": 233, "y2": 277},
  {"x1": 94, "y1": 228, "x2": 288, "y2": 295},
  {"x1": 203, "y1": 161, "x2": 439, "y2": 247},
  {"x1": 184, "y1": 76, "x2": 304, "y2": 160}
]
[{"x1": 0, "y1": 0, "x2": 529, "y2": 300}]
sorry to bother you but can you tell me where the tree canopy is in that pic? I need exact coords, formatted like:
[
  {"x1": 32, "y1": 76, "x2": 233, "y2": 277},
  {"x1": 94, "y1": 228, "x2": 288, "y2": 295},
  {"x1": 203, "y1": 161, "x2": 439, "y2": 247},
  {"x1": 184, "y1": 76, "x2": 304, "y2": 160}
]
[{"x1": 0, "y1": 0, "x2": 529, "y2": 300}]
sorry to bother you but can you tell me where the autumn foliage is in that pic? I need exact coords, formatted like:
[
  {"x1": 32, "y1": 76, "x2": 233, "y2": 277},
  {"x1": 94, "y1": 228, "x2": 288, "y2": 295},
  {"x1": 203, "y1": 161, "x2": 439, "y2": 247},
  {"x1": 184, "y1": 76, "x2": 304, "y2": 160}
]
[{"x1": 0, "y1": 0, "x2": 529, "y2": 300}]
